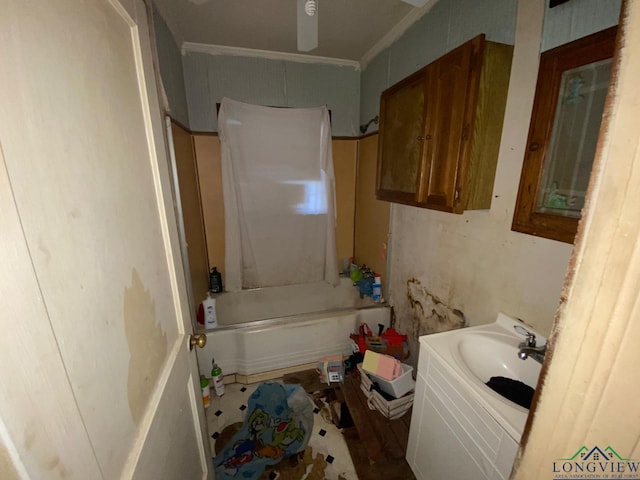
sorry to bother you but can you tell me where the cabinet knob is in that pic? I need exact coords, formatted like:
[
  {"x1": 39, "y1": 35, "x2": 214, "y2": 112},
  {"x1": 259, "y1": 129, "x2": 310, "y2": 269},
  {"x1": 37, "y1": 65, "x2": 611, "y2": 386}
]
[{"x1": 529, "y1": 141, "x2": 541, "y2": 151}]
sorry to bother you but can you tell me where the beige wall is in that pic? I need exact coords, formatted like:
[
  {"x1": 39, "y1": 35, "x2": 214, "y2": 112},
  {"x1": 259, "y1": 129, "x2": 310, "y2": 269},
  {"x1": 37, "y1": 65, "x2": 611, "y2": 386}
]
[
  {"x1": 332, "y1": 139, "x2": 357, "y2": 266},
  {"x1": 193, "y1": 134, "x2": 225, "y2": 285},
  {"x1": 171, "y1": 122, "x2": 210, "y2": 309},
  {"x1": 354, "y1": 134, "x2": 390, "y2": 285},
  {"x1": 387, "y1": 0, "x2": 573, "y2": 359},
  {"x1": 193, "y1": 135, "x2": 358, "y2": 283}
]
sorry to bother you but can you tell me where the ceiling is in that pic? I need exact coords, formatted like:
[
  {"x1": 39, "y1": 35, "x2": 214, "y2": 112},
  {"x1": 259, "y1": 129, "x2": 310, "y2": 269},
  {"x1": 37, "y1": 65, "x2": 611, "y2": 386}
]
[{"x1": 152, "y1": 0, "x2": 434, "y2": 63}]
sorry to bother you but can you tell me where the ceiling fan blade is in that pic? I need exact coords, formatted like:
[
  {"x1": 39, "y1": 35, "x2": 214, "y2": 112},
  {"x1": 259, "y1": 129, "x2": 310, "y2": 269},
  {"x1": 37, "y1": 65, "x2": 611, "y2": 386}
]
[
  {"x1": 401, "y1": 0, "x2": 430, "y2": 7},
  {"x1": 297, "y1": 0, "x2": 318, "y2": 52}
]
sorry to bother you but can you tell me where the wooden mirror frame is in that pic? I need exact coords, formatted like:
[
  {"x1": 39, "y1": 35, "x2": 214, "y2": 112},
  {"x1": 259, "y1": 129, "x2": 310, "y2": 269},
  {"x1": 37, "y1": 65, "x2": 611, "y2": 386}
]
[{"x1": 512, "y1": 26, "x2": 618, "y2": 244}]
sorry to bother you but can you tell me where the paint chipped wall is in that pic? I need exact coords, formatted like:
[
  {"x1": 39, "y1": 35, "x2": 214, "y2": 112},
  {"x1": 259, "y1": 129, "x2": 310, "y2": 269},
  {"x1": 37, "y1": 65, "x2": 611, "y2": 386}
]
[
  {"x1": 403, "y1": 278, "x2": 466, "y2": 364},
  {"x1": 405, "y1": 278, "x2": 466, "y2": 336}
]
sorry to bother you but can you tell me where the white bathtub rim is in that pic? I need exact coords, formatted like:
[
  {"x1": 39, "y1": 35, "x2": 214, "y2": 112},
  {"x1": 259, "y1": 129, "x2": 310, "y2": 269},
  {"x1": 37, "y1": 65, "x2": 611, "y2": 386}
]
[
  {"x1": 197, "y1": 304, "x2": 390, "y2": 332},
  {"x1": 196, "y1": 305, "x2": 391, "y2": 378}
]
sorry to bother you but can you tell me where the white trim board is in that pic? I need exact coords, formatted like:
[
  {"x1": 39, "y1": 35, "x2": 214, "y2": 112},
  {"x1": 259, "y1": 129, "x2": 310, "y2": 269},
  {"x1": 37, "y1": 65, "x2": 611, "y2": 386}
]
[{"x1": 181, "y1": 42, "x2": 361, "y2": 70}]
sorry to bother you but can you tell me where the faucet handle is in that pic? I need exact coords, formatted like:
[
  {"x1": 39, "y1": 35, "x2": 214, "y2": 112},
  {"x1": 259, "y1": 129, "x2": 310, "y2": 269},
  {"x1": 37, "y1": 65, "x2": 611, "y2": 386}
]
[
  {"x1": 524, "y1": 332, "x2": 536, "y2": 347},
  {"x1": 514, "y1": 325, "x2": 537, "y2": 346}
]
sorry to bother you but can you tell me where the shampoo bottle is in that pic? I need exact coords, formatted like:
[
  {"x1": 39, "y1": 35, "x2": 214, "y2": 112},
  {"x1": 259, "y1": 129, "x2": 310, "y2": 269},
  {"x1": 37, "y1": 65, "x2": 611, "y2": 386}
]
[
  {"x1": 209, "y1": 267, "x2": 223, "y2": 293},
  {"x1": 203, "y1": 292, "x2": 218, "y2": 328}
]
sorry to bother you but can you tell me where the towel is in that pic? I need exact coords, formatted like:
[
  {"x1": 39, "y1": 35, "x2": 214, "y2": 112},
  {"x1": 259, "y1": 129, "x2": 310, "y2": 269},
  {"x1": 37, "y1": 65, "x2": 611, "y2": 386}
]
[
  {"x1": 485, "y1": 376, "x2": 534, "y2": 409},
  {"x1": 362, "y1": 350, "x2": 402, "y2": 381}
]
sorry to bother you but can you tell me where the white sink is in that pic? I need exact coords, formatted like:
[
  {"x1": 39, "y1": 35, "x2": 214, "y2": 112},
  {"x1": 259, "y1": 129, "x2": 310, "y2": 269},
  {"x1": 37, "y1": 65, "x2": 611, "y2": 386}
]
[
  {"x1": 455, "y1": 331, "x2": 541, "y2": 389},
  {"x1": 418, "y1": 313, "x2": 546, "y2": 441}
]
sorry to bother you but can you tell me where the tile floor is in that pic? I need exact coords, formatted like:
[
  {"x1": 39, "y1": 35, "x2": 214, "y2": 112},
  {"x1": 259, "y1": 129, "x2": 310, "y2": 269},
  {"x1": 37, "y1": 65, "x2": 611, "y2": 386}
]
[{"x1": 206, "y1": 380, "x2": 358, "y2": 479}]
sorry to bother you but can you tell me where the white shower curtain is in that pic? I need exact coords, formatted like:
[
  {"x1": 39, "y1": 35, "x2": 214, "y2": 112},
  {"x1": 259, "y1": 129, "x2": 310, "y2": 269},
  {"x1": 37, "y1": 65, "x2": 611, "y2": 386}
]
[{"x1": 218, "y1": 98, "x2": 339, "y2": 291}]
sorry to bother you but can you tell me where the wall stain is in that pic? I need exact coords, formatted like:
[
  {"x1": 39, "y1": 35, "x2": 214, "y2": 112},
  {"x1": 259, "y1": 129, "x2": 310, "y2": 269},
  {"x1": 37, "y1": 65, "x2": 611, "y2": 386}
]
[
  {"x1": 46, "y1": 455, "x2": 69, "y2": 478},
  {"x1": 124, "y1": 268, "x2": 167, "y2": 426},
  {"x1": 23, "y1": 424, "x2": 35, "y2": 451},
  {"x1": 22, "y1": 423, "x2": 66, "y2": 476},
  {"x1": 38, "y1": 235, "x2": 51, "y2": 265},
  {"x1": 0, "y1": 440, "x2": 21, "y2": 480},
  {"x1": 406, "y1": 278, "x2": 465, "y2": 338}
]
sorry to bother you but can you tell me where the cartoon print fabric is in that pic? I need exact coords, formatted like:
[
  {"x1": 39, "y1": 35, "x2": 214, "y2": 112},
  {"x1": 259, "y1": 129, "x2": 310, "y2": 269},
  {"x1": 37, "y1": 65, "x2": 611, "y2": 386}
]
[{"x1": 214, "y1": 382, "x2": 313, "y2": 479}]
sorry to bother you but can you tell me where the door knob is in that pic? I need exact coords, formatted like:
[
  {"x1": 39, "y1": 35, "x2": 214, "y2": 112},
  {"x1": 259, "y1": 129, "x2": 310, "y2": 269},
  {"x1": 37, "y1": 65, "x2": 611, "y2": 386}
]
[{"x1": 189, "y1": 333, "x2": 207, "y2": 350}]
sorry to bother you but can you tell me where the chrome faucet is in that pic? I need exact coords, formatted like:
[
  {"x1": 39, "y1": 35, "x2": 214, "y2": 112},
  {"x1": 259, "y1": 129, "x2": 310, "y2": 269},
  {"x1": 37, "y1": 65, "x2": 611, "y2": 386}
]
[{"x1": 517, "y1": 331, "x2": 547, "y2": 364}]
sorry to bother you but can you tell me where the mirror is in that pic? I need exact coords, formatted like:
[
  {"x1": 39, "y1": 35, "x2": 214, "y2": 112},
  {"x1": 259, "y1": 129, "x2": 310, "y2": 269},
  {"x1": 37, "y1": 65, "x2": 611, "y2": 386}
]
[{"x1": 512, "y1": 26, "x2": 618, "y2": 244}]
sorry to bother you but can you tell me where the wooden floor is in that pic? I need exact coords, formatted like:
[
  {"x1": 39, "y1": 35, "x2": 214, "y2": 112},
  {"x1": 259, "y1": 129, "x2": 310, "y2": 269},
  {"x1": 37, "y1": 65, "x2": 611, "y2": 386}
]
[{"x1": 284, "y1": 369, "x2": 416, "y2": 480}]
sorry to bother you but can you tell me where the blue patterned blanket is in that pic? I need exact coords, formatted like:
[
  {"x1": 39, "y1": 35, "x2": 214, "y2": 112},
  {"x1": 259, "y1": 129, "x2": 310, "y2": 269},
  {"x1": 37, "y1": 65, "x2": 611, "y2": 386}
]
[{"x1": 214, "y1": 382, "x2": 313, "y2": 480}]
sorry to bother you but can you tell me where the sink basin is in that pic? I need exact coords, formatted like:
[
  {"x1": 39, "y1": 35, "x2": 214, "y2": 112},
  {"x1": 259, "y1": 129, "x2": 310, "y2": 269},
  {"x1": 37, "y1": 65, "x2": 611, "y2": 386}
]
[
  {"x1": 455, "y1": 332, "x2": 541, "y2": 390},
  {"x1": 419, "y1": 313, "x2": 547, "y2": 440}
]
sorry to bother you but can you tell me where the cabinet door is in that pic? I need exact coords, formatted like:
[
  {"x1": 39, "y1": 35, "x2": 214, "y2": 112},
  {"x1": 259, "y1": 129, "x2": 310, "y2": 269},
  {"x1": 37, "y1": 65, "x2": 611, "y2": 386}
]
[
  {"x1": 408, "y1": 373, "x2": 494, "y2": 479},
  {"x1": 376, "y1": 70, "x2": 428, "y2": 204},
  {"x1": 421, "y1": 37, "x2": 480, "y2": 212}
]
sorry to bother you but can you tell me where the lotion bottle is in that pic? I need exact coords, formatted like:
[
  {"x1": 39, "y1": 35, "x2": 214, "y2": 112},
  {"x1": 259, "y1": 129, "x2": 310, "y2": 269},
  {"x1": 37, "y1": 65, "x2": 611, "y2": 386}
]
[{"x1": 203, "y1": 292, "x2": 218, "y2": 328}]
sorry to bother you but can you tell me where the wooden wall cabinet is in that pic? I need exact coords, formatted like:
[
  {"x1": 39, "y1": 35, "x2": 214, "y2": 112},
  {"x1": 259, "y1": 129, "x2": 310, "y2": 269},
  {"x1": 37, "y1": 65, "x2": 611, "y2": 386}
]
[{"x1": 376, "y1": 34, "x2": 513, "y2": 213}]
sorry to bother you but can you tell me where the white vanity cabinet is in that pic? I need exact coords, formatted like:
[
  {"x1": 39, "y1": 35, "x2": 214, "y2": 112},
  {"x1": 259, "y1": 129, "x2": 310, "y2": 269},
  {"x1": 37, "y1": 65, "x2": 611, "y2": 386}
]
[{"x1": 406, "y1": 340, "x2": 520, "y2": 480}]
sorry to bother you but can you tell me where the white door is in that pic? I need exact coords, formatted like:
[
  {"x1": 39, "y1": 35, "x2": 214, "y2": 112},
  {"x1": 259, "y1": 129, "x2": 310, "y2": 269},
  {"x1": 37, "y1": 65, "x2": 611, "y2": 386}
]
[{"x1": 0, "y1": 1, "x2": 211, "y2": 479}]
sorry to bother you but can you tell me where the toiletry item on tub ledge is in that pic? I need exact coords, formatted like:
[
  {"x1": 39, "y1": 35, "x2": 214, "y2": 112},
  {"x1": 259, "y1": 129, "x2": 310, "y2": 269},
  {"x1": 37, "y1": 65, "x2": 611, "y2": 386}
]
[
  {"x1": 209, "y1": 266, "x2": 223, "y2": 293},
  {"x1": 203, "y1": 291, "x2": 218, "y2": 328},
  {"x1": 372, "y1": 275, "x2": 382, "y2": 302}
]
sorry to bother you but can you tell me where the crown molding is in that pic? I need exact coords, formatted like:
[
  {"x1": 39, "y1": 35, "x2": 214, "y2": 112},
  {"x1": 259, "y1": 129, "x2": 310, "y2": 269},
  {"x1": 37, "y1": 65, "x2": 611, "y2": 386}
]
[
  {"x1": 182, "y1": 42, "x2": 361, "y2": 70},
  {"x1": 181, "y1": 1, "x2": 438, "y2": 73},
  {"x1": 360, "y1": 0, "x2": 437, "y2": 70}
]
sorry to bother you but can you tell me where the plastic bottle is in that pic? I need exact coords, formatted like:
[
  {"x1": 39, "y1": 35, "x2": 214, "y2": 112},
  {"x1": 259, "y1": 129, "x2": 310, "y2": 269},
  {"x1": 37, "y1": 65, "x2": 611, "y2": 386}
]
[
  {"x1": 372, "y1": 275, "x2": 382, "y2": 302},
  {"x1": 349, "y1": 264, "x2": 362, "y2": 283},
  {"x1": 209, "y1": 267, "x2": 223, "y2": 293},
  {"x1": 211, "y1": 359, "x2": 225, "y2": 397},
  {"x1": 200, "y1": 375, "x2": 210, "y2": 409},
  {"x1": 203, "y1": 292, "x2": 218, "y2": 328}
]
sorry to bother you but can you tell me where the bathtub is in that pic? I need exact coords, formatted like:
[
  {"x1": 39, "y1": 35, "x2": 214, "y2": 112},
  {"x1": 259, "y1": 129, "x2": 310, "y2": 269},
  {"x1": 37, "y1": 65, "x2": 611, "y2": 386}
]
[{"x1": 195, "y1": 278, "x2": 390, "y2": 380}]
